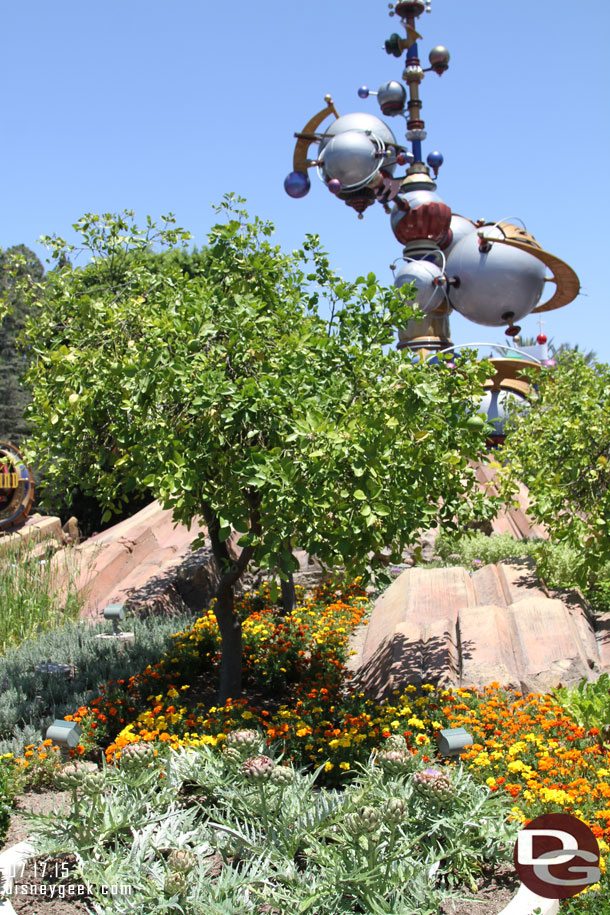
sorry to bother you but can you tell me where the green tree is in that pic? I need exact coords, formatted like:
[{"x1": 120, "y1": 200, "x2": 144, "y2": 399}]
[
  {"x1": 20, "y1": 199, "x2": 497, "y2": 701},
  {"x1": 0, "y1": 245, "x2": 44, "y2": 444},
  {"x1": 499, "y1": 351, "x2": 610, "y2": 590}
]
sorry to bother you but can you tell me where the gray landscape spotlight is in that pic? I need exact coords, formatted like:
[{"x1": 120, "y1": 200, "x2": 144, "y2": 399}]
[
  {"x1": 437, "y1": 726, "x2": 473, "y2": 757},
  {"x1": 104, "y1": 603, "x2": 125, "y2": 634},
  {"x1": 46, "y1": 718, "x2": 82, "y2": 748},
  {"x1": 96, "y1": 602, "x2": 135, "y2": 645}
]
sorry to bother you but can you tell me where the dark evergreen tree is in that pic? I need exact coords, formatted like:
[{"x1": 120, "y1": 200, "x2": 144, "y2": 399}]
[{"x1": 0, "y1": 246, "x2": 44, "y2": 445}]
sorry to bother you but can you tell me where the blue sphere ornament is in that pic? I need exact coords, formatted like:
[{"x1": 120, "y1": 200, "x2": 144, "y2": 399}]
[
  {"x1": 427, "y1": 150, "x2": 444, "y2": 170},
  {"x1": 358, "y1": 86, "x2": 370, "y2": 99},
  {"x1": 284, "y1": 171, "x2": 311, "y2": 198}
]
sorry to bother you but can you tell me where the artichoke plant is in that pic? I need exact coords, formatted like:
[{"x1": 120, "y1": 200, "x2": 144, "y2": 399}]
[
  {"x1": 226, "y1": 729, "x2": 262, "y2": 755},
  {"x1": 384, "y1": 796, "x2": 407, "y2": 826},
  {"x1": 269, "y1": 764, "x2": 294, "y2": 787},
  {"x1": 345, "y1": 805, "x2": 381, "y2": 837},
  {"x1": 119, "y1": 741, "x2": 155, "y2": 770},
  {"x1": 377, "y1": 748, "x2": 413, "y2": 777},
  {"x1": 241, "y1": 755, "x2": 275, "y2": 782},
  {"x1": 164, "y1": 869, "x2": 189, "y2": 898},
  {"x1": 167, "y1": 848, "x2": 196, "y2": 874},
  {"x1": 412, "y1": 767, "x2": 454, "y2": 803},
  {"x1": 55, "y1": 763, "x2": 88, "y2": 791}
]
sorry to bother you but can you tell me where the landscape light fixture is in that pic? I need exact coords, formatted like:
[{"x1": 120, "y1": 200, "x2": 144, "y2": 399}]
[
  {"x1": 46, "y1": 718, "x2": 82, "y2": 761},
  {"x1": 437, "y1": 726, "x2": 473, "y2": 757},
  {"x1": 95, "y1": 603, "x2": 135, "y2": 645},
  {"x1": 34, "y1": 659, "x2": 73, "y2": 680}
]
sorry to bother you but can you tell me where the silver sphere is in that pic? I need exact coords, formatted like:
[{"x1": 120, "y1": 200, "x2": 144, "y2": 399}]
[
  {"x1": 429, "y1": 45, "x2": 450, "y2": 66},
  {"x1": 441, "y1": 214, "x2": 477, "y2": 257},
  {"x1": 394, "y1": 259, "x2": 447, "y2": 314},
  {"x1": 377, "y1": 80, "x2": 407, "y2": 116},
  {"x1": 319, "y1": 130, "x2": 382, "y2": 189},
  {"x1": 319, "y1": 112, "x2": 397, "y2": 154},
  {"x1": 477, "y1": 388, "x2": 527, "y2": 437},
  {"x1": 445, "y1": 225, "x2": 546, "y2": 327}
]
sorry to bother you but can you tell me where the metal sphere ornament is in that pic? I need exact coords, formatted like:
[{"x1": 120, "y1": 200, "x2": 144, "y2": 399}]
[
  {"x1": 537, "y1": 333, "x2": 547, "y2": 344},
  {"x1": 393, "y1": 259, "x2": 447, "y2": 314},
  {"x1": 426, "y1": 150, "x2": 444, "y2": 176},
  {"x1": 284, "y1": 171, "x2": 311, "y2": 199},
  {"x1": 285, "y1": 2, "x2": 580, "y2": 359},
  {"x1": 319, "y1": 130, "x2": 387, "y2": 189},
  {"x1": 440, "y1": 214, "x2": 477, "y2": 255},
  {"x1": 377, "y1": 80, "x2": 407, "y2": 116},
  {"x1": 318, "y1": 112, "x2": 397, "y2": 154},
  {"x1": 477, "y1": 388, "x2": 528, "y2": 438},
  {"x1": 429, "y1": 45, "x2": 450, "y2": 74},
  {"x1": 444, "y1": 225, "x2": 546, "y2": 327}
]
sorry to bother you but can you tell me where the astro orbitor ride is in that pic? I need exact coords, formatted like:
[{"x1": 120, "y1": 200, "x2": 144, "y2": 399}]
[{"x1": 284, "y1": 1, "x2": 579, "y2": 438}]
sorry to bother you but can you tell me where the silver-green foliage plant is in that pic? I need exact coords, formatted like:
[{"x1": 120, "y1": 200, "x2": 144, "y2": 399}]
[
  {"x1": 0, "y1": 609, "x2": 194, "y2": 758},
  {"x1": 26, "y1": 733, "x2": 520, "y2": 914}
]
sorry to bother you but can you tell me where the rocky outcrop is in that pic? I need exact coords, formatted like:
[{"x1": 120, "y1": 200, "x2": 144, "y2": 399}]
[
  {"x1": 42, "y1": 501, "x2": 229, "y2": 621},
  {"x1": 349, "y1": 558, "x2": 608, "y2": 698}
]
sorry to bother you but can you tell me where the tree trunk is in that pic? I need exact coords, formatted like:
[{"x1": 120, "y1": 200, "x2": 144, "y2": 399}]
[
  {"x1": 280, "y1": 572, "x2": 296, "y2": 616},
  {"x1": 215, "y1": 584, "x2": 242, "y2": 702},
  {"x1": 201, "y1": 497, "x2": 260, "y2": 704}
]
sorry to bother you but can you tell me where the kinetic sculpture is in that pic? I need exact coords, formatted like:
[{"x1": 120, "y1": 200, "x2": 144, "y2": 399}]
[
  {"x1": 0, "y1": 441, "x2": 35, "y2": 531},
  {"x1": 284, "y1": 0, "x2": 579, "y2": 436}
]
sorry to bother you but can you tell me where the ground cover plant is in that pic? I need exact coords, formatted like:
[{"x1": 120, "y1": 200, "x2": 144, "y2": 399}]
[{"x1": 0, "y1": 606, "x2": 196, "y2": 760}]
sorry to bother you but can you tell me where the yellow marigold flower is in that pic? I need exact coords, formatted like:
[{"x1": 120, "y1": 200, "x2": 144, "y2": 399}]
[
  {"x1": 324, "y1": 762, "x2": 334, "y2": 772},
  {"x1": 340, "y1": 762, "x2": 350, "y2": 770}
]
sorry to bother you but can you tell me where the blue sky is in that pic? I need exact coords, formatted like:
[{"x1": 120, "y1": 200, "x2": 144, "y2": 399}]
[{"x1": 2, "y1": 1, "x2": 608, "y2": 359}]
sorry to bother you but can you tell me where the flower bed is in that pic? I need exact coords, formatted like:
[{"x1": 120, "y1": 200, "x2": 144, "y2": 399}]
[{"x1": 4, "y1": 579, "x2": 610, "y2": 910}]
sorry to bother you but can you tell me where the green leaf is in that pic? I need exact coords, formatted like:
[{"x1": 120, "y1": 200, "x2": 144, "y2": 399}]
[{"x1": 354, "y1": 490, "x2": 366, "y2": 501}]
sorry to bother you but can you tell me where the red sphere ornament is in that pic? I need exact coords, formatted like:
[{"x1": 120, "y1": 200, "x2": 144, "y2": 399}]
[
  {"x1": 537, "y1": 333, "x2": 547, "y2": 344},
  {"x1": 505, "y1": 325, "x2": 521, "y2": 337}
]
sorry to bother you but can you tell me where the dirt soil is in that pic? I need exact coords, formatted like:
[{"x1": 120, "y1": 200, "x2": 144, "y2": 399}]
[
  {"x1": 438, "y1": 862, "x2": 521, "y2": 914},
  {"x1": 1, "y1": 790, "x2": 93, "y2": 914}
]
